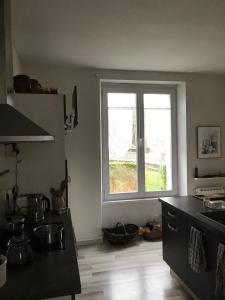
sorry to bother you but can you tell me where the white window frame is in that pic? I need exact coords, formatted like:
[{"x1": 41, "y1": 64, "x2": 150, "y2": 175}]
[{"x1": 101, "y1": 82, "x2": 178, "y2": 202}]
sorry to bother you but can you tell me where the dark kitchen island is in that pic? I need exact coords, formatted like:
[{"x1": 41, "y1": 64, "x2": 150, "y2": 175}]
[
  {"x1": 159, "y1": 196, "x2": 225, "y2": 300},
  {"x1": 0, "y1": 209, "x2": 81, "y2": 300}
]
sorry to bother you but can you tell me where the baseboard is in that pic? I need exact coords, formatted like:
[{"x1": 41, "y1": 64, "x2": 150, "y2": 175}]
[
  {"x1": 77, "y1": 238, "x2": 103, "y2": 246},
  {"x1": 170, "y1": 269, "x2": 199, "y2": 300}
]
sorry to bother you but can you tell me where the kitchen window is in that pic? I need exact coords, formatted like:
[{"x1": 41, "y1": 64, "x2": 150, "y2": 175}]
[{"x1": 101, "y1": 82, "x2": 178, "y2": 201}]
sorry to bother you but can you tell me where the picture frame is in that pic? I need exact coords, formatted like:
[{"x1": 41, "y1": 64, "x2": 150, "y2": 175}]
[{"x1": 197, "y1": 126, "x2": 221, "y2": 158}]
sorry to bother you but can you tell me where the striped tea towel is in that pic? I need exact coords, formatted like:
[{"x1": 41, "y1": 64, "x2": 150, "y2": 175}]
[
  {"x1": 215, "y1": 243, "x2": 225, "y2": 297},
  {"x1": 188, "y1": 226, "x2": 207, "y2": 273}
]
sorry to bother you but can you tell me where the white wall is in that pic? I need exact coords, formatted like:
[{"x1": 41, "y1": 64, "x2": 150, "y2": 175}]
[
  {"x1": 12, "y1": 47, "x2": 21, "y2": 75},
  {"x1": 18, "y1": 65, "x2": 102, "y2": 242},
  {"x1": 0, "y1": 47, "x2": 22, "y2": 223},
  {"x1": 0, "y1": 94, "x2": 65, "y2": 224},
  {"x1": 102, "y1": 199, "x2": 161, "y2": 228},
  {"x1": 12, "y1": 94, "x2": 66, "y2": 198},
  {"x1": 177, "y1": 82, "x2": 187, "y2": 196},
  {"x1": 186, "y1": 76, "x2": 225, "y2": 193},
  {"x1": 0, "y1": 146, "x2": 15, "y2": 223},
  {"x1": 9, "y1": 63, "x2": 225, "y2": 241}
]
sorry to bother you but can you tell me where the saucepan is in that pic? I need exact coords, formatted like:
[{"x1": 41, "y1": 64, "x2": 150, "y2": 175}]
[{"x1": 33, "y1": 224, "x2": 64, "y2": 248}]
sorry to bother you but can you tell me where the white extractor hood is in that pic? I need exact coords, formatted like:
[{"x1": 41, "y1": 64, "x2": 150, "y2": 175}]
[{"x1": 0, "y1": 0, "x2": 54, "y2": 143}]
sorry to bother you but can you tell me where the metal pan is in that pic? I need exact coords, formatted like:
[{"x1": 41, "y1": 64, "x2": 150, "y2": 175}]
[{"x1": 33, "y1": 224, "x2": 64, "y2": 248}]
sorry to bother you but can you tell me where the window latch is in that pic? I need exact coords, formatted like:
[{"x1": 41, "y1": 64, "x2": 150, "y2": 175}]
[{"x1": 138, "y1": 138, "x2": 144, "y2": 147}]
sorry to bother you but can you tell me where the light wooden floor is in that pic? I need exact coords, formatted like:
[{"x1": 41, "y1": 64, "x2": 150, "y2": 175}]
[{"x1": 76, "y1": 239, "x2": 193, "y2": 300}]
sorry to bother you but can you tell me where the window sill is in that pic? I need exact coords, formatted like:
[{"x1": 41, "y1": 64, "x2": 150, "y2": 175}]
[{"x1": 102, "y1": 197, "x2": 160, "y2": 205}]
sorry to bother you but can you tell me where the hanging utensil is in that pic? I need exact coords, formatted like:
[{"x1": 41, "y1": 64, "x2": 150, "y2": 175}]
[{"x1": 65, "y1": 85, "x2": 78, "y2": 133}]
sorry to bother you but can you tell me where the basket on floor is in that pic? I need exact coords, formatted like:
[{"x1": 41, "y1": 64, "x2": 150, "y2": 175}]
[
  {"x1": 143, "y1": 225, "x2": 162, "y2": 241},
  {"x1": 103, "y1": 222, "x2": 139, "y2": 245}
]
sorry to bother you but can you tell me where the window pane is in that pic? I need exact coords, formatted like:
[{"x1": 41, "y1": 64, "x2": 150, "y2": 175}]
[
  {"x1": 144, "y1": 94, "x2": 172, "y2": 192},
  {"x1": 108, "y1": 93, "x2": 137, "y2": 194}
]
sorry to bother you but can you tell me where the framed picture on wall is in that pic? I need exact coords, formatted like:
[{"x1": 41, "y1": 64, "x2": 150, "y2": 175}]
[{"x1": 197, "y1": 126, "x2": 221, "y2": 158}]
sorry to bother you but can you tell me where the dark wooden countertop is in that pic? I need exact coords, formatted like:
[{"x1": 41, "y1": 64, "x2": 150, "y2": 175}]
[
  {"x1": 159, "y1": 196, "x2": 225, "y2": 237},
  {"x1": 0, "y1": 209, "x2": 81, "y2": 300},
  {"x1": 159, "y1": 196, "x2": 205, "y2": 215}
]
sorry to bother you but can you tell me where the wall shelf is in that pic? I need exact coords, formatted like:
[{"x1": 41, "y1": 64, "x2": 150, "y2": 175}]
[{"x1": 193, "y1": 167, "x2": 225, "y2": 180}]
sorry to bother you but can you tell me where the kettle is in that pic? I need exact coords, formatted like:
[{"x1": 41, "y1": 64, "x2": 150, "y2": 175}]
[{"x1": 26, "y1": 194, "x2": 50, "y2": 222}]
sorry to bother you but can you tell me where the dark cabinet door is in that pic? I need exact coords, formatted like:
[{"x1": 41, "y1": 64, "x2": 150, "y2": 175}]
[
  {"x1": 162, "y1": 214, "x2": 189, "y2": 283},
  {"x1": 215, "y1": 234, "x2": 225, "y2": 300},
  {"x1": 185, "y1": 220, "x2": 217, "y2": 300},
  {"x1": 161, "y1": 203, "x2": 218, "y2": 300}
]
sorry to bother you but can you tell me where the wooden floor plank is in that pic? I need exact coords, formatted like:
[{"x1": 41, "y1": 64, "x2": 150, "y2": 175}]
[{"x1": 76, "y1": 240, "x2": 193, "y2": 300}]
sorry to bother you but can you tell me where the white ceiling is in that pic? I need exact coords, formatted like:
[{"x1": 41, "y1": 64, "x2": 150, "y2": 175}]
[{"x1": 12, "y1": 0, "x2": 225, "y2": 73}]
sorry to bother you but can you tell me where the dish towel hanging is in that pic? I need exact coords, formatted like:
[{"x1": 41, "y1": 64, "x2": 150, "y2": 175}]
[
  {"x1": 215, "y1": 243, "x2": 225, "y2": 297},
  {"x1": 188, "y1": 226, "x2": 207, "y2": 273}
]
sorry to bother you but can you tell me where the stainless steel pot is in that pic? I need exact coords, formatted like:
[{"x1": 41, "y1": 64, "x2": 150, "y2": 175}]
[
  {"x1": 33, "y1": 224, "x2": 64, "y2": 248},
  {"x1": 6, "y1": 236, "x2": 33, "y2": 265}
]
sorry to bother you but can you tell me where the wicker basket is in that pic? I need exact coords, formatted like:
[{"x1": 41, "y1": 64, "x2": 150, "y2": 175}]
[
  {"x1": 103, "y1": 222, "x2": 139, "y2": 245},
  {"x1": 143, "y1": 225, "x2": 162, "y2": 241}
]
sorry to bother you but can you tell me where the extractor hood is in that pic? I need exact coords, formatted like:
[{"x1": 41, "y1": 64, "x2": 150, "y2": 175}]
[
  {"x1": 0, "y1": 104, "x2": 54, "y2": 143},
  {"x1": 0, "y1": 0, "x2": 54, "y2": 143}
]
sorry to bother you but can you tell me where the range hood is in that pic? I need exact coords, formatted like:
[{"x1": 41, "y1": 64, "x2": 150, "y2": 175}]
[
  {"x1": 0, "y1": 0, "x2": 54, "y2": 143},
  {"x1": 0, "y1": 104, "x2": 54, "y2": 143}
]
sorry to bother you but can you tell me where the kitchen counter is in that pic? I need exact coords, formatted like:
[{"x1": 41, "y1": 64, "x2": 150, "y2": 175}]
[
  {"x1": 159, "y1": 196, "x2": 225, "y2": 300},
  {"x1": 0, "y1": 209, "x2": 81, "y2": 300},
  {"x1": 159, "y1": 195, "x2": 213, "y2": 217},
  {"x1": 159, "y1": 196, "x2": 225, "y2": 237}
]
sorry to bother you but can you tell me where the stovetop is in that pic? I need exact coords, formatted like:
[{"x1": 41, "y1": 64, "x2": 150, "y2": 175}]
[{"x1": 1, "y1": 218, "x2": 66, "y2": 253}]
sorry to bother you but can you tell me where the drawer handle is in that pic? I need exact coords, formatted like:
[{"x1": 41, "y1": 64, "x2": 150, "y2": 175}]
[
  {"x1": 168, "y1": 223, "x2": 178, "y2": 232},
  {"x1": 168, "y1": 211, "x2": 176, "y2": 218}
]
